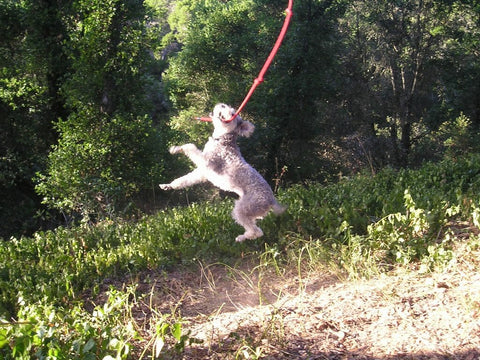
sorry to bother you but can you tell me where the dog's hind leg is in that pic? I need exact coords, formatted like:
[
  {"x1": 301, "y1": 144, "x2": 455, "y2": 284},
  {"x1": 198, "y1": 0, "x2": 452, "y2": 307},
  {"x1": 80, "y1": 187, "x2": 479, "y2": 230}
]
[{"x1": 232, "y1": 197, "x2": 265, "y2": 242}]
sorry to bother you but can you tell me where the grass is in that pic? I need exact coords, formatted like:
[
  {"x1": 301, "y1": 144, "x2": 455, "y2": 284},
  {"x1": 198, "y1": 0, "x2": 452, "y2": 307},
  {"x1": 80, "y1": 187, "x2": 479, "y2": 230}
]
[{"x1": 1, "y1": 154, "x2": 480, "y2": 358}]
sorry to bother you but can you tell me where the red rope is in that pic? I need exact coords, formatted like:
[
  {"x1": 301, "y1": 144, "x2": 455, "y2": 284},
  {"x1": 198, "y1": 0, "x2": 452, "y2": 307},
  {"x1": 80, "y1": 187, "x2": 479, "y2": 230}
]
[{"x1": 197, "y1": 0, "x2": 293, "y2": 122}]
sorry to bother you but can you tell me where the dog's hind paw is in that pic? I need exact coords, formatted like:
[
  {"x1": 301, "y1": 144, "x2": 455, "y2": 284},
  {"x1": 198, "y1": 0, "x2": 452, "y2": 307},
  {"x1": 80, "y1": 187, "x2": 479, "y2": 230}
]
[{"x1": 235, "y1": 235, "x2": 247, "y2": 242}]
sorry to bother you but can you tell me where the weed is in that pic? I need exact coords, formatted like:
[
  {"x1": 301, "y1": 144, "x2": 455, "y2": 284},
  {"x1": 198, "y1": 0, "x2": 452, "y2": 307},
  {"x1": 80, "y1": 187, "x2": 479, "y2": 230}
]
[{"x1": 235, "y1": 344, "x2": 264, "y2": 359}]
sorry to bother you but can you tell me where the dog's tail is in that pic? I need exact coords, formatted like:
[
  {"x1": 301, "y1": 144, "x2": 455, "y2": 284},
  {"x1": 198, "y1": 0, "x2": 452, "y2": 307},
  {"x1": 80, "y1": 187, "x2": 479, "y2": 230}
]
[{"x1": 272, "y1": 200, "x2": 287, "y2": 215}]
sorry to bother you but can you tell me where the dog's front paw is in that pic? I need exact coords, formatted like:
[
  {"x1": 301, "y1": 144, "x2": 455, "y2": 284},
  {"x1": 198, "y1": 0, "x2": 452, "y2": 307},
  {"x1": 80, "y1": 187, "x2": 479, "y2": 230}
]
[
  {"x1": 169, "y1": 146, "x2": 181, "y2": 154},
  {"x1": 159, "y1": 184, "x2": 173, "y2": 190}
]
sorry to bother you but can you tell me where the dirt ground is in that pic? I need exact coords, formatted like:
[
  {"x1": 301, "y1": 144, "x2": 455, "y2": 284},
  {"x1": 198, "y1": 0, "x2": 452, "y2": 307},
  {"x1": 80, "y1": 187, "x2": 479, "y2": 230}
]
[{"x1": 115, "y1": 241, "x2": 480, "y2": 360}]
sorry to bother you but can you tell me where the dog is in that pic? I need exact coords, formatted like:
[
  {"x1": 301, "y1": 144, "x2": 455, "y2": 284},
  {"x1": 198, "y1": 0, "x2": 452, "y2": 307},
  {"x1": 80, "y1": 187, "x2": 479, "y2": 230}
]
[{"x1": 160, "y1": 103, "x2": 285, "y2": 242}]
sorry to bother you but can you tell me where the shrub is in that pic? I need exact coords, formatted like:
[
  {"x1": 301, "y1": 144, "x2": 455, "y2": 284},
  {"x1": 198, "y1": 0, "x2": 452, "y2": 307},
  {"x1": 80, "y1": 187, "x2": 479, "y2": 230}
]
[{"x1": 36, "y1": 113, "x2": 165, "y2": 221}]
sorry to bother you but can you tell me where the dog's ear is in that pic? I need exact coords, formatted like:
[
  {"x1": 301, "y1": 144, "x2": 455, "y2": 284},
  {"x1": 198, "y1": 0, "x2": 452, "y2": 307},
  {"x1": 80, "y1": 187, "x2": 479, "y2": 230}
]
[{"x1": 237, "y1": 119, "x2": 255, "y2": 138}]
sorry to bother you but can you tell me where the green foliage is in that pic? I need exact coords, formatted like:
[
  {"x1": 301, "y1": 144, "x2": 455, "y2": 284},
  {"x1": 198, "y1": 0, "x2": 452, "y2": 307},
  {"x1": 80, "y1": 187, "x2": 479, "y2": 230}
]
[
  {"x1": 148, "y1": 314, "x2": 196, "y2": 358},
  {"x1": 287, "y1": 155, "x2": 480, "y2": 276},
  {"x1": 339, "y1": 0, "x2": 472, "y2": 166},
  {"x1": 1, "y1": 0, "x2": 172, "y2": 237},
  {"x1": 366, "y1": 190, "x2": 435, "y2": 265},
  {"x1": 3, "y1": 154, "x2": 480, "y2": 357},
  {"x1": 438, "y1": 113, "x2": 480, "y2": 157},
  {"x1": 0, "y1": 286, "x2": 192, "y2": 360},
  {"x1": 0, "y1": 0, "x2": 65, "y2": 237},
  {"x1": 2, "y1": 0, "x2": 480, "y2": 239},
  {"x1": 0, "y1": 200, "x2": 242, "y2": 318},
  {"x1": 35, "y1": 0, "x2": 169, "y2": 220},
  {"x1": 163, "y1": 0, "x2": 269, "y2": 144},
  {"x1": 63, "y1": 0, "x2": 152, "y2": 114},
  {"x1": 36, "y1": 113, "x2": 165, "y2": 219},
  {"x1": 163, "y1": 0, "x2": 348, "y2": 182},
  {"x1": 161, "y1": 0, "x2": 480, "y2": 182},
  {"x1": 0, "y1": 200, "x2": 234, "y2": 358}
]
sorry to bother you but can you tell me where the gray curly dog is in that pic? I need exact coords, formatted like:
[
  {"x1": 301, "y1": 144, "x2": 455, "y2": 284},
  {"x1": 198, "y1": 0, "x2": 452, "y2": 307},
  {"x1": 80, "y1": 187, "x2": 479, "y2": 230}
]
[{"x1": 160, "y1": 103, "x2": 285, "y2": 242}]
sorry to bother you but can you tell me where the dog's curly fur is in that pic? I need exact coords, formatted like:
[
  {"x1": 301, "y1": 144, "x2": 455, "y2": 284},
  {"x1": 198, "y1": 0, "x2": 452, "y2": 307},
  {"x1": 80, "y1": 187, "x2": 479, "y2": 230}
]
[{"x1": 160, "y1": 103, "x2": 285, "y2": 242}]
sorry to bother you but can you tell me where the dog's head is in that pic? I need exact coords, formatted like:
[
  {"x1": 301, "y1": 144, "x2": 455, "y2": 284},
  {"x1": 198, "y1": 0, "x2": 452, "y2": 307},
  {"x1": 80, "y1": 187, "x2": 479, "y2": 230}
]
[{"x1": 211, "y1": 103, "x2": 255, "y2": 138}]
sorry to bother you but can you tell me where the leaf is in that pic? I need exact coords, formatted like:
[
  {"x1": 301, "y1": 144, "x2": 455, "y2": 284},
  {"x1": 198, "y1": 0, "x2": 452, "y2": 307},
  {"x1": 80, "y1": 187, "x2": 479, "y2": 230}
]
[
  {"x1": 171, "y1": 323, "x2": 182, "y2": 341},
  {"x1": 429, "y1": 25, "x2": 444, "y2": 36},
  {"x1": 156, "y1": 322, "x2": 169, "y2": 336},
  {"x1": 0, "y1": 332, "x2": 9, "y2": 349},
  {"x1": 83, "y1": 338, "x2": 95, "y2": 353}
]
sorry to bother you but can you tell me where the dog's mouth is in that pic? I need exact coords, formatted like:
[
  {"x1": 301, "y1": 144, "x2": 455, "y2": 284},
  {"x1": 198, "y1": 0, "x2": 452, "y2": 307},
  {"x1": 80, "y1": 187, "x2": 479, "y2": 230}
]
[
  {"x1": 219, "y1": 112, "x2": 238, "y2": 123},
  {"x1": 197, "y1": 107, "x2": 237, "y2": 123},
  {"x1": 210, "y1": 111, "x2": 229, "y2": 123}
]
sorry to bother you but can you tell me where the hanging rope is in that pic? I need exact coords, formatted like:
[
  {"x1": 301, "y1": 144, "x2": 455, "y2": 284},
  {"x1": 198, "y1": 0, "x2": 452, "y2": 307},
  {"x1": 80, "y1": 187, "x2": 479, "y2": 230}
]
[{"x1": 197, "y1": 0, "x2": 293, "y2": 123}]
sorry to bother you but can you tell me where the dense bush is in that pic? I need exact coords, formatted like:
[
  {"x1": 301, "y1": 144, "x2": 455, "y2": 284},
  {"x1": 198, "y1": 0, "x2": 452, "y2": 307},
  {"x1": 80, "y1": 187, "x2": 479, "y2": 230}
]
[{"x1": 36, "y1": 114, "x2": 165, "y2": 220}]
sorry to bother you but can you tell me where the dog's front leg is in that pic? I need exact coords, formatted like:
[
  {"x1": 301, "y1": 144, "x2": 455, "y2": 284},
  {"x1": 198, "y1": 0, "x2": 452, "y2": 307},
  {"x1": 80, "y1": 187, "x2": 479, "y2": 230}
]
[
  {"x1": 170, "y1": 144, "x2": 205, "y2": 168},
  {"x1": 159, "y1": 168, "x2": 206, "y2": 190}
]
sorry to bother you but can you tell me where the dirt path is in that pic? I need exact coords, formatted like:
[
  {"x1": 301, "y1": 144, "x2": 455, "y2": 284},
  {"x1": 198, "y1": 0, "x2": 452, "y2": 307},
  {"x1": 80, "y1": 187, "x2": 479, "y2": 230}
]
[{"x1": 122, "y1": 247, "x2": 480, "y2": 360}]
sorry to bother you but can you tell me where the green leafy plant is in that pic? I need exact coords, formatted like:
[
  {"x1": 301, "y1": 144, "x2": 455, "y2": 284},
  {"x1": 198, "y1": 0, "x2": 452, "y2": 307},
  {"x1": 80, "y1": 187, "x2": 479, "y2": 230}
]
[
  {"x1": 2, "y1": 154, "x2": 480, "y2": 357},
  {"x1": 0, "y1": 287, "x2": 138, "y2": 360},
  {"x1": 439, "y1": 113, "x2": 480, "y2": 158},
  {"x1": 367, "y1": 190, "x2": 431, "y2": 265}
]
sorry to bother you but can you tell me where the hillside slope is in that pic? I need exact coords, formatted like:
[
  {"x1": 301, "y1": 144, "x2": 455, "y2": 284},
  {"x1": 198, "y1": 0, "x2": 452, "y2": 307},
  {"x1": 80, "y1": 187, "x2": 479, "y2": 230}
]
[{"x1": 120, "y1": 241, "x2": 480, "y2": 359}]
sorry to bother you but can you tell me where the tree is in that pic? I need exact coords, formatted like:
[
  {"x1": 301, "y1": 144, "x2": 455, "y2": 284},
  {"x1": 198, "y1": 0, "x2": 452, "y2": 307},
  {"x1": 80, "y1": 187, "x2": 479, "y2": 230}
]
[
  {"x1": 36, "y1": 0, "x2": 168, "y2": 220},
  {"x1": 164, "y1": 0, "x2": 266, "y2": 140},
  {"x1": 434, "y1": 1, "x2": 480, "y2": 126},
  {"x1": 0, "y1": 0, "x2": 71, "y2": 237},
  {"x1": 339, "y1": 0, "x2": 480, "y2": 166},
  {"x1": 163, "y1": 0, "x2": 347, "y2": 183},
  {"x1": 248, "y1": 0, "x2": 348, "y2": 182}
]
